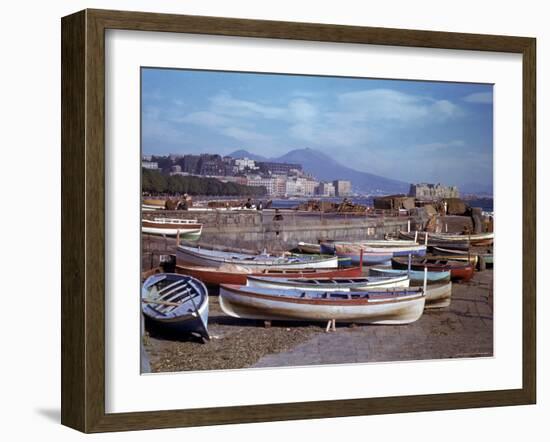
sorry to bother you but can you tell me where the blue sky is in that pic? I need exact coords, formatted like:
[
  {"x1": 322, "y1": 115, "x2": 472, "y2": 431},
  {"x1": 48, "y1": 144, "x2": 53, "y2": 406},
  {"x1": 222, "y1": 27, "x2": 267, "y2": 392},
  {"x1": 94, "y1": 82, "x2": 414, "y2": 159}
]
[{"x1": 142, "y1": 68, "x2": 493, "y2": 190}]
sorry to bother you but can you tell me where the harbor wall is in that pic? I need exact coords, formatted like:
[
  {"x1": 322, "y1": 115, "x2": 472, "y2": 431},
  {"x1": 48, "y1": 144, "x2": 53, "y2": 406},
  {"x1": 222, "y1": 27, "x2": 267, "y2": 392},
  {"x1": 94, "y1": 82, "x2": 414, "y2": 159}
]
[{"x1": 143, "y1": 210, "x2": 422, "y2": 251}]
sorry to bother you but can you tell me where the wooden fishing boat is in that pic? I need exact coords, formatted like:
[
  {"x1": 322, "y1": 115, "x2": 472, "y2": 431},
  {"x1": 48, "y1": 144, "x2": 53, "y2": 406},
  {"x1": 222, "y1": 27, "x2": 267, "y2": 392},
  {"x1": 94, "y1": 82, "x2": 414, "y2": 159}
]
[
  {"x1": 432, "y1": 246, "x2": 493, "y2": 269},
  {"x1": 368, "y1": 265, "x2": 451, "y2": 284},
  {"x1": 141, "y1": 273, "x2": 209, "y2": 339},
  {"x1": 176, "y1": 245, "x2": 339, "y2": 270},
  {"x1": 320, "y1": 243, "x2": 392, "y2": 266},
  {"x1": 296, "y1": 241, "x2": 321, "y2": 254},
  {"x1": 423, "y1": 282, "x2": 453, "y2": 308},
  {"x1": 168, "y1": 263, "x2": 364, "y2": 286},
  {"x1": 142, "y1": 218, "x2": 203, "y2": 240},
  {"x1": 246, "y1": 274, "x2": 409, "y2": 291},
  {"x1": 219, "y1": 285, "x2": 426, "y2": 325},
  {"x1": 432, "y1": 246, "x2": 471, "y2": 255},
  {"x1": 142, "y1": 198, "x2": 166, "y2": 210},
  {"x1": 399, "y1": 231, "x2": 494, "y2": 247},
  {"x1": 320, "y1": 241, "x2": 426, "y2": 257},
  {"x1": 391, "y1": 256, "x2": 474, "y2": 282}
]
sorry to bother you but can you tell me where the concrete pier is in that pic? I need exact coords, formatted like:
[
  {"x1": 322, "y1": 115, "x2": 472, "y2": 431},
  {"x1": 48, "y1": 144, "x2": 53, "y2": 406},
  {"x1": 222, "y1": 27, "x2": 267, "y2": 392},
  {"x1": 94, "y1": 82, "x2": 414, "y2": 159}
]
[{"x1": 143, "y1": 209, "x2": 420, "y2": 251}]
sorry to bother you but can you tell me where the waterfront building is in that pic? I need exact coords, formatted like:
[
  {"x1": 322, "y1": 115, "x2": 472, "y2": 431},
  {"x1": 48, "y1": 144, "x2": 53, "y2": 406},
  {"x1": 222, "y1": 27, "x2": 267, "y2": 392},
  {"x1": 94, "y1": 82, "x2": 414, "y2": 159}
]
[
  {"x1": 408, "y1": 183, "x2": 459, "y2": 199},
  {"x1": 333, "y1": 180, "x2": 352, "y2": 196},
  {"x1": 285, "y1": 176, "x2": 318, "y2": 197},
  {"x1": 316, "y1": 181, "x2": 336, "y2": 197}
]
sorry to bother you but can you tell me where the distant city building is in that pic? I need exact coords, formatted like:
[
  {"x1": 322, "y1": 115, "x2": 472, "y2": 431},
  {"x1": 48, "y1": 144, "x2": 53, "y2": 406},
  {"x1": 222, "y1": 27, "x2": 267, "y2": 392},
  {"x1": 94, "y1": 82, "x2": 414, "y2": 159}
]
[
  {"x1": 181, "y1": 155, "x2": 201, "y2": 174},
  {"x1": 285, "y1": 176, "x2": 318, "y2": 197},
  {"x1": 409, "y1": 183, "x2": 459, "y2": 200},
  {"x1": 142, "y1": 161, "x2": 159, "y2": 170},
  {"x1": 235, "y1": 157, "x2": 258, "y2": 172},
  {"x1": 170, "y1": 165, "x2": 182, "y2": 173},
  {"x1": 258, "y1": 161, "x2": 302, "y2": 175},
  {"x1": 316, "y1": 181, "x2": 336, "y2": 197},
  {"x1": 142, "y1": 155, "x2": 152, "y2": 161},
  {"x1": 333, "y1": 180, "x2": 352, "y2": 196}
]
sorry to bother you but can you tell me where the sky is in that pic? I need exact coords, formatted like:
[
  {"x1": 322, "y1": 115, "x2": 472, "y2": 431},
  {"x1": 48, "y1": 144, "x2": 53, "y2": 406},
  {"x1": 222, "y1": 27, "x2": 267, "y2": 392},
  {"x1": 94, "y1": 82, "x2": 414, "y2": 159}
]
[{"x1": 142, "y1": 68, "x2": 493, "y2": 190}]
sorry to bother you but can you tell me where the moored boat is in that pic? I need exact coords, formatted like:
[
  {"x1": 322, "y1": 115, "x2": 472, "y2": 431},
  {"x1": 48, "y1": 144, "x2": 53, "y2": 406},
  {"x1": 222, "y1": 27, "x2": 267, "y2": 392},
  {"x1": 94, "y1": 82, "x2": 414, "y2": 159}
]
[
  {"x1": 368, "y1": 265, "x2": 451, "y2": 284},
  {"x1": 142, "y1": 218, "x2": 203, "y2": 240},
  {"x1": 141, "y1": 273, "x2": 209, "y2": 339},
  {"x1": 219, "y1": 285, "x2": 426, "y2": 325},
  {"x1": 177, "y1": 245, "x2": 339, "y2": 270},
  {"x1": 246, "y1": 274, "x2": 409, "y2": 291},
  {"x1": 391, "y1": 256, "x2": 474, "y2": 282},
  {"x1": 169, "y1": 263, "x2": 364, "y2": 286}
]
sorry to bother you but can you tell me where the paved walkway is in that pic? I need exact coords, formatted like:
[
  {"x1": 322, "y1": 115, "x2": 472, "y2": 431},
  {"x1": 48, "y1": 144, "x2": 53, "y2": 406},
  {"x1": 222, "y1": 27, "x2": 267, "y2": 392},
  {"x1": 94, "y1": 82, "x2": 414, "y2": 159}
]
[{"x1": 253, "y1": 270, "x2": 493, "y2": 368}]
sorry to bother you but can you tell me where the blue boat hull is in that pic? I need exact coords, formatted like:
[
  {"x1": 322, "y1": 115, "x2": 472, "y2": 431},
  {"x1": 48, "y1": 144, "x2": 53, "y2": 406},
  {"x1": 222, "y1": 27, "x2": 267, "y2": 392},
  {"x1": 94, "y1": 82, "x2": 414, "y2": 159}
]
[{"x1": 369, "y1": 266, "x2": 451, "y2": 283}]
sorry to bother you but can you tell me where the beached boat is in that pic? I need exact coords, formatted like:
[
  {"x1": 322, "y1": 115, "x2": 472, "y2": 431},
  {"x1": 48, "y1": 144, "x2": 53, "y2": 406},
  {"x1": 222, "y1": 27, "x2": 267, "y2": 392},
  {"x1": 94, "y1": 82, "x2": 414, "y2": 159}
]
[
  {"x1": 142, "y1": 198, "x2": 166, "y2": 211},
  {"x1": 320, "y1": 243, "x2": 392, "y2": 266},
  {"x1": 295, "y1": 242, "x2": 321, "y2": 254},
  {"x1": 399, "y1": 231, "x2": 494, "y2": 247},
  {"x1": 177, "y1": 245, "x2": 339, "y2": 270},
  {"x1": 246, "y1": 274, "x2": 410, "y2": 291},
  {"x1": 320, "y1": 241, "x2": 426, "y2": 257},
  {"x1": 423, "y1": 282, "x2": 453, "y2": 308},
  {"x1": 141, "y1": 273, "x2": 209, "y2": 339},
  {"x1": 142, "y1": 218, "x2": 203, "y2": 240},
  {"x1": 391, "y1": 256, "x2": 474, "y2": 282},
  {"x1": 164, "y1": 263, "x2": 364, "y2": 286},
  {"x1": 219, "y1": 285, "x2": 425, "y2": 325},
  {"x1": 368, "y1": 265, "x2": 451, "y2": 284}
]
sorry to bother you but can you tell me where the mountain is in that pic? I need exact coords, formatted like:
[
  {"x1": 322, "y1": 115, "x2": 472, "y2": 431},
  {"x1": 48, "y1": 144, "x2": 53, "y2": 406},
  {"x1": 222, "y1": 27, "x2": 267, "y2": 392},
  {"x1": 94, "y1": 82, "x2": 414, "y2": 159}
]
[
  {"x1": 274, "y1": 148, "x2": 409, "y2": 194},
  {"x1": 228, "y1": 150, "x2": 267, "y2": 162},
  {"x1": 227, "y1": 147, "x2": 409, "y2": 194}
]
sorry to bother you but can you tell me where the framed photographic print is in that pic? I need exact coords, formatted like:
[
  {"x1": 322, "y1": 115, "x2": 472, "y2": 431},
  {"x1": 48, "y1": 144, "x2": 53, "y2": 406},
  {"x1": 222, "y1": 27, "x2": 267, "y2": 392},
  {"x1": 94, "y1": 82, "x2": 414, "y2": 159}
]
[{"x1": 61, "y1": 9, "x2": 536, "y2": 433}]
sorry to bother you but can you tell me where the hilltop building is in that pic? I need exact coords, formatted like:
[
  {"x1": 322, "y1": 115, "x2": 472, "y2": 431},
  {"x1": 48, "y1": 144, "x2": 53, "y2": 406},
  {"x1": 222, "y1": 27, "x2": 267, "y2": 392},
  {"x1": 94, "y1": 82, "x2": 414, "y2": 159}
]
[
  {"x1": 409, "y1": 183, "x2": 459, "y2": 200},
  {"x1": 142, "y1": 160, "x2": 159, "y2": 170},
  {"x1": 257, "y1": 161, "x2": 302, "y2": 175}
]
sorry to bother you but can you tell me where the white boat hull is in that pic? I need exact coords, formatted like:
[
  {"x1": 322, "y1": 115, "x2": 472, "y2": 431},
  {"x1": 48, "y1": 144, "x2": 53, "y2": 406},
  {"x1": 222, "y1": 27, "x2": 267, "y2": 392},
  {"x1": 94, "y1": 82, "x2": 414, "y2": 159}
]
[
  {"x1": 424, "y1": 282, "x2": 453, "y2": 308},
  {"x1": 142, "y1": 225, "x2": 202, "y2": 239},
  {"x1": 219, "y1": 286, "x2": 425, "y2": 325},
  {"x1": 177, "y1": 246, "x2": 339, "y2": 270}
]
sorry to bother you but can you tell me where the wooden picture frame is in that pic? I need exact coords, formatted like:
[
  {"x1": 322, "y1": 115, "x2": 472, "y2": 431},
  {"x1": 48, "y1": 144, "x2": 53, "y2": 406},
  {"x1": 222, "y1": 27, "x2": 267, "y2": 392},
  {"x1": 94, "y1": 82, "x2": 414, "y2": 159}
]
[{"x1": 61, "y1": 9, "x2": 536, "y2": 433}]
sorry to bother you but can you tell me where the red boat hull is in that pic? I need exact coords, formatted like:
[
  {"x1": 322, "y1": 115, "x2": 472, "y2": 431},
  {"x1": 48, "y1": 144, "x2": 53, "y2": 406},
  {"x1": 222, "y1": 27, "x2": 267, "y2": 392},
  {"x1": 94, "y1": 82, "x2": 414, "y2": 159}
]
[
  {"x1": 174, "y1": 264, "x2": 364, "y2": 285},
  {"x1": 392, "y1": 257, "x2": 474, "y2": 282}
]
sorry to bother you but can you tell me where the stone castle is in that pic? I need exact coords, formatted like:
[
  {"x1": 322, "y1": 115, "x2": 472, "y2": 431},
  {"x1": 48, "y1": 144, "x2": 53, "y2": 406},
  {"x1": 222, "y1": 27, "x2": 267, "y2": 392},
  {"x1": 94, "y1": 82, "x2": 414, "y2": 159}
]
[{"x1": 408, "y1": 183, "x2": 459, "y2": 200}]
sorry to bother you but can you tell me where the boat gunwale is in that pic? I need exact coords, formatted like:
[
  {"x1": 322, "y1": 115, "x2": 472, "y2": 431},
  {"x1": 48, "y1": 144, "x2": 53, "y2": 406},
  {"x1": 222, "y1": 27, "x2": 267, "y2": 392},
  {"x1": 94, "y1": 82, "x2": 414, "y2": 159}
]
[{"x1": 220, "y1": 284, "x2": 424, "y2": 306}]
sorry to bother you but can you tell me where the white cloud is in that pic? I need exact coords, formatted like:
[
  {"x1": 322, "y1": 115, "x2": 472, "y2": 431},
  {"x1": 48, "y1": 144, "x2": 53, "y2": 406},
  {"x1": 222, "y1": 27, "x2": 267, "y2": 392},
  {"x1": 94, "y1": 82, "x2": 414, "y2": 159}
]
[
  {"x1": 220, "y1": 127, "x2": 271, "y2": 143},
  {"x1": 177, "y1": 111, "x2": 234, "y2": 128},
  {"x1": 288, "y1": 98, "x2": 318, "y2": 121},
  {"x1": 463, "y1": 91, "x2": 493, "y2": 104},
  {"x1": 210, "y1": 92, "x2": 286, "y2": 119},
  {"x1": 337, "y1": 89, "x2": 462, "y2": 122}
]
